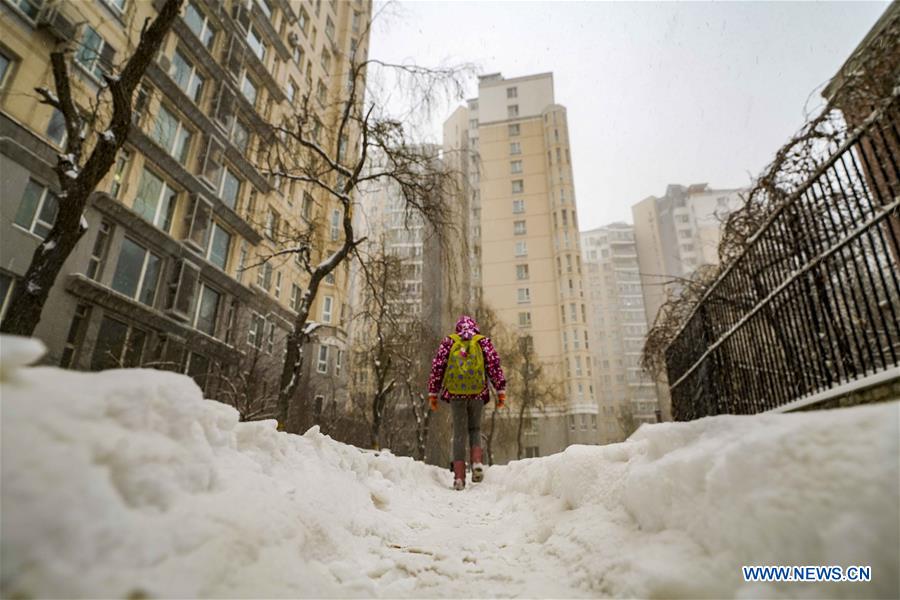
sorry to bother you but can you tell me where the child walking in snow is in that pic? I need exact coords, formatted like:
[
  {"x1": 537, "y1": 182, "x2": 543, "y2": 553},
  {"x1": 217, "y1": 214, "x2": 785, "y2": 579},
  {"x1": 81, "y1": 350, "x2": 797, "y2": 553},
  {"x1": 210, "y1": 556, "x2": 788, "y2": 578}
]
[{"x1": 428, "y1": 315, "x2": 507, "y2": 490}]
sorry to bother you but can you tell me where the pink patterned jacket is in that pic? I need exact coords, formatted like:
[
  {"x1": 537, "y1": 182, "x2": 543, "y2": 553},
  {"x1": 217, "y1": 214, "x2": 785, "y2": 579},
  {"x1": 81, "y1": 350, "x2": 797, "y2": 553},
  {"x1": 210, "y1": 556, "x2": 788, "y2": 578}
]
[{"x1": 428, "y1": 315, "x2": 506, "y2": 404}]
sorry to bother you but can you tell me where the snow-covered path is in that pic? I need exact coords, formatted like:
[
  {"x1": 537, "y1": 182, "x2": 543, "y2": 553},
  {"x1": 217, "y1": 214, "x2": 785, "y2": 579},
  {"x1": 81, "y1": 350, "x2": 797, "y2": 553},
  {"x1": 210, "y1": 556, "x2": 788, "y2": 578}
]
[
  {"x1": 354, "y1": 472, "x2": 588, "y2": 598},
  {"x1": 2, "y1": 337, "x2": 899, "y2": 599}
]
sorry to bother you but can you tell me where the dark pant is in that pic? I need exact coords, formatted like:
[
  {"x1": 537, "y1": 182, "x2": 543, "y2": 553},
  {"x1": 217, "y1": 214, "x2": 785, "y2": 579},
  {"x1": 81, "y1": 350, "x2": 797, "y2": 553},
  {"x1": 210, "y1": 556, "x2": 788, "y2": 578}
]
[{"x1": 451, "y1": 398, "x2": 483, "y2": 462}]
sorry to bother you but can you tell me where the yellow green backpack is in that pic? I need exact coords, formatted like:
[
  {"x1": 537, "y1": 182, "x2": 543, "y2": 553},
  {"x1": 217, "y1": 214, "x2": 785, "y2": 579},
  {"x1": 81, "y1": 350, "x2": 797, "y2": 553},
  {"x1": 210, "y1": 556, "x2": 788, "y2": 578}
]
[{"x1": 442, "y1": 334, "x2": 486, "y2": 395}]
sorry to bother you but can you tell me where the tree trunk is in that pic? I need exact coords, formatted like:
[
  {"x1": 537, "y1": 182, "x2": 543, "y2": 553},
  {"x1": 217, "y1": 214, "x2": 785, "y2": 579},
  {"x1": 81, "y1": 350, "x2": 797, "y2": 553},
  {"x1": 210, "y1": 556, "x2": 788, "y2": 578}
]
[
  {"x1": 516, "y1": 394, "x2": 527, "y2": 461},
  {"x1": 0, "y1": 0, "x2": 184, "y2": 336}
]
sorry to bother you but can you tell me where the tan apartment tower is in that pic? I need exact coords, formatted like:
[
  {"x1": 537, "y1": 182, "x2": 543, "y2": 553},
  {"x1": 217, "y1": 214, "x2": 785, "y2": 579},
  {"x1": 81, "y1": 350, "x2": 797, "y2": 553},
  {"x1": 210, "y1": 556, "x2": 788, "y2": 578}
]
[
  {"x1": 444, "y1": 72, "x2": 599, "y2": 461},
  {"x1": 0, "y1": 0, "x2": 372, "y2": 431}
]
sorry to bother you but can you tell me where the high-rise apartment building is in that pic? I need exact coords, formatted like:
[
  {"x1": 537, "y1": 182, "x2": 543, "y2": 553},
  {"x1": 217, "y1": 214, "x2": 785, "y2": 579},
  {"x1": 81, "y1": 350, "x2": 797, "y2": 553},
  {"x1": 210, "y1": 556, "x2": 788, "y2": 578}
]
[
  {"x1": 581, "y1": 224, "x2": 659, "y2": 443},
  {"x1": 444, "y1": 72, "x2": 598, "y2": 461},
  {"x1": 631, "y1": 183, "x2": 744, "y2": 420},
  {"x1": 0, "y1": 0, "x2": 370, "y2": 427}
]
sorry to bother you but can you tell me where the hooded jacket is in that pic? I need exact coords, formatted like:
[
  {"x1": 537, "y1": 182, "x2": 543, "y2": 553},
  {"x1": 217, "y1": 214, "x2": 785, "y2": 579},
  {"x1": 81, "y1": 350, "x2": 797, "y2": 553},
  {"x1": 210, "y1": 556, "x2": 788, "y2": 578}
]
[{"x1": 428, "y1": 315, "x2": 506, "y2": 404}]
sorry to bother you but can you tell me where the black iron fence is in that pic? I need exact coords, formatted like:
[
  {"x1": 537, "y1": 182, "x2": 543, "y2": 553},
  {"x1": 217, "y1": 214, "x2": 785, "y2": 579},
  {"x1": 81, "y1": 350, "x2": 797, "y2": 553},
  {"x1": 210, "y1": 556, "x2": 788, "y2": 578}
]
[{"x1": 666, "y1": 97, "x2": 900, "y2": 419}]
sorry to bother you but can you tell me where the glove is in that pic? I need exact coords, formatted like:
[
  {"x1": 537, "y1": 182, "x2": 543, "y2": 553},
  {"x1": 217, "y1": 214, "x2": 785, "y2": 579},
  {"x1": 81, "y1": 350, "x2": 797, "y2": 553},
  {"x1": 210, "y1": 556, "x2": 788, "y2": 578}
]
[
  {"x1": 497, "y1": 391, "x2": 507, "y2": 409},
  {"x1": 429, "y1": 394, "x2": 439, "y2": 412}
]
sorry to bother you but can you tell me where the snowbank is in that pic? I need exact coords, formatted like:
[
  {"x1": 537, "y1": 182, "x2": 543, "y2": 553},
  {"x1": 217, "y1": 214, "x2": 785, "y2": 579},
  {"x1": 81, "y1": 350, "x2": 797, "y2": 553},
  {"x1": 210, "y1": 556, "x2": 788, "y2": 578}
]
[{"x1": 1, "y1": 335, "x2": 897, "y2": 599}]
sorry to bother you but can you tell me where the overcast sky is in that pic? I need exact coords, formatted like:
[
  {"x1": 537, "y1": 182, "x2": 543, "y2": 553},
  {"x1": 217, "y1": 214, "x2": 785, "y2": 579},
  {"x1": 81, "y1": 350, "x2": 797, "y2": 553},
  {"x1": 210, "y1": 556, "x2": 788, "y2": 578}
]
[{"x1": 368, "y1": 0, "x2": 888, "y2": 229}]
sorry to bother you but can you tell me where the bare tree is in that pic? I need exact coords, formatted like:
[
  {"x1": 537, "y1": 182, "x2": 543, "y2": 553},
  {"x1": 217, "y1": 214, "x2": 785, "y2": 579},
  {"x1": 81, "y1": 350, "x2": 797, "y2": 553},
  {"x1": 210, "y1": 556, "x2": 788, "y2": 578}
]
[
  {"x1": 351, "y1": 241, "x2": 405, "y2": 448},
  {"x1": 251, "y1": 56, "x2": 470, "y2": 432},
  {"x1": 1, "y1": 0, "x2": 185, "y2": 336},
  {"x1": 615, "y1": 403, "x2": 639, "y2": 440}
]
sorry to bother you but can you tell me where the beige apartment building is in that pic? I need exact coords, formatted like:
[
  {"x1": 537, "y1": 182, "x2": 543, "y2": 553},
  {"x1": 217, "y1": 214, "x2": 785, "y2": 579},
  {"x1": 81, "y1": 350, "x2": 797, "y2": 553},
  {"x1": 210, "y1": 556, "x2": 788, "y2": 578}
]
[
  {"x1": 631, "y1": 183, "x2": 744, "y2": 420},
  {"x1": 0, "y1": 0, "x2": 370, "y2": 429},
  {"x1": 444, "y1": 72, "x2": 599, "y2": 461},
  {"x1": 581, "y1": 223, "x2": 659, "y2": 443}
]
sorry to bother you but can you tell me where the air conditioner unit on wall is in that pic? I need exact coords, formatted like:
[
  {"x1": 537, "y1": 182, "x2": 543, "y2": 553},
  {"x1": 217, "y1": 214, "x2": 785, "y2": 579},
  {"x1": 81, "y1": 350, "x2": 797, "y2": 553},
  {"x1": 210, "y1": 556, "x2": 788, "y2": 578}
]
[
  {"x1": 166, "y1": 258, "x2": 201, "y2": 320},
  {"x1": 37, "y1": 2, "x2": 76, "y2": 42}
]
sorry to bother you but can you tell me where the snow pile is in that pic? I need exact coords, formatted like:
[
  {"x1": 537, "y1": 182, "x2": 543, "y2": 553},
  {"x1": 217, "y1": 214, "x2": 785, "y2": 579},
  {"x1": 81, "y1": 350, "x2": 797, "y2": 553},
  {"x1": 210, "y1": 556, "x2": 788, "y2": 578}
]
[
  {"x1": 490, "y1": 410, "x2": 899, "y2": 598},
  {"x1": 2, "y1": 335, "x2": 897, "y2": 599}
]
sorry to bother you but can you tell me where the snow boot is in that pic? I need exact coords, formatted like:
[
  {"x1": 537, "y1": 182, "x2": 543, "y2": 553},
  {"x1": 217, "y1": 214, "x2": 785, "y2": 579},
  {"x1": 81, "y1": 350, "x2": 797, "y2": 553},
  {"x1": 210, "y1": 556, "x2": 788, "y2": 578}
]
[
  {"x1": 452, "y1": 460, "x2": 466, "y2": 490},
  {"x1": 471, "y1": 447, "x2": 485, "y2": 483}
]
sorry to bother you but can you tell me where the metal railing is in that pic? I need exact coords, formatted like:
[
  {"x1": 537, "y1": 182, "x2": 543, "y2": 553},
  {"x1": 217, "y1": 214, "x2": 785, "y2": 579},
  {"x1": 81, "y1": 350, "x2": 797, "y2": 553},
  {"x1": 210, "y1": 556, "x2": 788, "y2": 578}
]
[{"x1": 666, "y1": 97, "x2": 900, "y2": 419}]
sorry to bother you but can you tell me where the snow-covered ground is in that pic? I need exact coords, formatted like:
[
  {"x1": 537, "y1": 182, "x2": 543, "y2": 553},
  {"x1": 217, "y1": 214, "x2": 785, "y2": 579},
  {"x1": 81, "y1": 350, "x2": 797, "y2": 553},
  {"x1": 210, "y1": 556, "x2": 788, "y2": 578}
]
[{"x1": 2, "y1": 336, "x2": 898, "y2": 599}]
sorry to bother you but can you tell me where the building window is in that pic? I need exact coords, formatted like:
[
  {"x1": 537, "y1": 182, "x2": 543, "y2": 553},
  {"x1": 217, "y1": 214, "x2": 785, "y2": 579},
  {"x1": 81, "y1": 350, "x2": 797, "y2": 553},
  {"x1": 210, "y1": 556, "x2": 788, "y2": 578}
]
[
  {"x1": 507, "y1": 123, "x2": 520, "y2": 137},
  {"x1": 257, "y1": 261, "x2": 272, "y2": 291},
  {"x1": 286, "y1": 79, "x2": 298, "y2": 104},
  {"x1": 516, "y1": 264, "x2": 529, "y2": 280},
  {"x1": 512, "y1": 199, "x2": 525, "y2": 214},
  {"x1": 515, "y1": 240, "x2": 527, "y2": 257},
  {"x1": 322, "y1": 295, "x2": 333, "y2": 323},
  {"x1": 518, "y1": 311, "x2": 531, "y2": 327},
  {"x1": 14, "y1": 179, "x2": 58, "y2": 239},
  {"x1": 206, "y1": 223, "x2": 231, "y2": 270},
  {"x1": 510, "y1": 160, "x2": 522, "y2": 174},
  {"x1": 512, "y1": 179, "x2": 524, "y2": 193},
  {"x1": 111, "y1": 238, "x2": 162, "y2": 306},
  {"x1": 169, "y1": 48, "x2": 205, "y2": 103},
  {"x1": 330, "y1": 209, "x2": 341, "y2": 241},
  {"x1": 525, "y1": 446, "x2": 539, "y2": 458},
  {"x1": 568, "y1": 415, "x2": 575, "y2": 431},
  {"x1": 46, "y1": 109, "x2": 66, "y2": 147},
  {"x1": 352, "y1": 10, "x2": 360, "y2": 33},
  {"x1": 193, "y1": 283, "x2": 220, "y2": 336},
  {"x1": 231, "y1": 119, "x2": 250, "y2": 154},
  {"x1": 325, "y1": 17, "x2": 335, "y2": 41},
  {"x1": 265, "y1": 207, "x2": 280, "y2": 239},
  {"x1": 75, "y1": 26, "x2": 114, "y2": 80},
  {"x1": 60, "y1": 304, "x2": 90, "y2": 368},
  {"x1": 240, "y1": 74, "x2": 258, "y2": 106},
  {"x1": 99, "y1": 0, "x2": 127, "y2": 14},
  {"x1": 316, "y1": 344, "x2": 329, "y2": 373},
  {"x1": 184, "y1": 351, "x2": 210, "y2": 390},
  {"x1": 110, "y1": 150, "x2": 130, "y2": 198},
  {"x1": 0, "y1": 273, "x2": 15, "y2": 321},
  {"x1": 256, "y1": 0, "x2": 273, "y2": 18},
  {"x1": 133, "y1": 168, "x2": 177, "y2": 232},
  {"x1": 517, "y1": 288, "x2": 530, "y2": 304},
  {"x1": 91, "y1": 316, "x2": 146, "y2": 370},
  {"x1": 246, "y1": 25, "x2": 267, "y2": 62},
  {"x1": 132, "y1": 84, "x2": 151, "y2": 126},
  {"x1": 263, "y1": 321, "x2": 274, "y2": 354},
  {"x1": 248, "y1": 312, "x2": 265, "y2": 349},
  {"x1": 316, "y1": 79, "x2": 327, "y2": 106},
  {"x1": 184, "y1": 1, "x2": 217, "y2": 50},
  {"x1": 273, "y1": 270, "x2": 282, "y2": 298},
  {"x1": 0, "y1": 49, "x2": 12, "y2": 89},
  {"x1": 291, "y1": 283, "x2": 302, "y2": 312},
  {"x1": 514, "y1": 220, "x2": 526, "y2": 235},
  {"x1": 86, "y1": 221, "x2": 112, "y2": 280},
  {"x1": 7, "y1": 0, "x2": 41, "y2": 20},
  {"x1": 302, "y1": 193, "x2": 314, "y2": 221},
  {"x1": 506, "y1": 86, "x2": 517, "y2": 99},
  {"x1": 510, "y1": 142, "x2": 521, "y2": 155},
  {"x1": 151, "y1": 105, "x2": 192, "y2": 165},
  {"x1": 299, "y1": 8, "x2": 310, "y2": 33},
  {"x1": 507, "y1": 105, "x2": 519, "y2": 118},
  {"x1": 219, "y1": 167, "x2": 241, "y2": 210}
]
